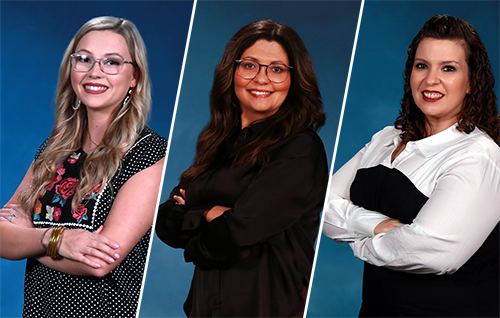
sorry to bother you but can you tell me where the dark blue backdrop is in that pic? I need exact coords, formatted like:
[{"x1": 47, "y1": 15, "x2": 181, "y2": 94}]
[
  {"x1": 0, "y1": 1, "x2": 193, "y2": 317},
  {"x1": 139, "y1": 1, "x2": 361, "y2": 316},
  {"x1": 4, "y1": 1, "x2": 492, "y2": 317},
  {"x1": 307, "y1": 1, "x2": 499, "y2": 317}
]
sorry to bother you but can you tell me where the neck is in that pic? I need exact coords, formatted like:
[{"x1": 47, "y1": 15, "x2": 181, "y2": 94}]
[
  {"x1": 240, "y1": 114, "x2": 270, "y2": 129},
  {"x1": 241, "y1": 116, "x2": 252, "y2": 129},
  {"x1": 83, "y1": 111, "x2": 112, "y2": 154},
  {"x1": 424, "y1": 117, "x2": 458, "y2": 137}
]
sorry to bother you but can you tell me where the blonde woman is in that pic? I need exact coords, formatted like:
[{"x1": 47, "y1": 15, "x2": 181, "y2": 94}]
[{"x1": 0, "y1": 16, "x2": 167, "y2": 317}]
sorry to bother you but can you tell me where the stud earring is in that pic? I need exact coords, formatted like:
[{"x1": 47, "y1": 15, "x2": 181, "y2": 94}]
[{"x1": 73, "y1": 99, "x2": 81, "y2": 110}]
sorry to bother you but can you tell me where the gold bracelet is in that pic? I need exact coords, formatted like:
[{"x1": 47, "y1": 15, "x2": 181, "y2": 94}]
[
  {"x1": 54, "y1": 226, "x2": 67, "y2": 258},
  {"x1": 46, "y1": 227, "x2": 60, "y2": 258},
  {"x1": 49, "y1": 226, "x2": 66, "y2": 258},
  {"x1": 56, "y1": 227, "x2": 66, "y2": 257},
  {"x1": 46, "y1": 226, "x2": 67, "y2": 259}
]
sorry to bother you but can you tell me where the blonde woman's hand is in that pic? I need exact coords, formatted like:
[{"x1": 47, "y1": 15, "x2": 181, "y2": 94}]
[
  {"x1": 57, "y1": 226, "x2": 120, "y2": 269},
  {"x1": 0, "y1": 204, "x2": 34, "y2": 228}
]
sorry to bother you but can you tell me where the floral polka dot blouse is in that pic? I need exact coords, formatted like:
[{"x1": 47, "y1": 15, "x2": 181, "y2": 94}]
[{"x1": 23, "y1": 127, "x2": 167, "y2": 318}]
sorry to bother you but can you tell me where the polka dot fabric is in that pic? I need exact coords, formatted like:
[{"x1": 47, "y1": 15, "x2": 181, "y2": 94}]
[{"x1": 23, "y1": 127, "x2": 167, "y2": 318}]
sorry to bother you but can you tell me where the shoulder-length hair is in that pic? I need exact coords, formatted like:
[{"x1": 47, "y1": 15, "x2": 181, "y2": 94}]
[
  {"x1": 21, "y1": 16, "x2": 151, "y2": 213},
  {"x1": 395, "y1": 14, "x2": 499, "y2": 144},
  {"x1": 181, "y1": 19, "x2": 325, "y2": 185}
]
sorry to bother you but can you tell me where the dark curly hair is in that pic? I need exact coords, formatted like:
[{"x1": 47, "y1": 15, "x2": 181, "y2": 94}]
[
  {"x1": 181, "y1": 19, "x2": 325, "y2": 185},
  {"x1": 395, "y1": 14, "x2": 499, "y2": 144}
]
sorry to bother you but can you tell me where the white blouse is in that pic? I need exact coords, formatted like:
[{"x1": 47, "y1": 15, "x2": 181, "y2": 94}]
[{"x1": 323, "y1": 124, "x2": 500, "y2": 275}]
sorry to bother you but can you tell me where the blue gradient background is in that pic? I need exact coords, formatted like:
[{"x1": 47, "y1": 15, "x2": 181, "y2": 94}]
[
  {"x1": 4, "y1": 1, "x2": 494, "y2": 317},
  {"x1": 0, "y1": 1, "x2": 193, "y2": 317},
  {"x1": 307, "y1": 1, "x2": 499, "y2": 317},
  {"x1": 139, "y1": 1, "x2": 361, "y2": 317}
]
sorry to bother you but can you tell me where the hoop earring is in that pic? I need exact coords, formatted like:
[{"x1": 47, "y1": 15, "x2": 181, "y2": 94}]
[
  {"x1": 73, "y1": 99, "x2": 81, "y2": 110},
  {"x1": 123, "y1": 88, "x2": 133, "y2": 106}
]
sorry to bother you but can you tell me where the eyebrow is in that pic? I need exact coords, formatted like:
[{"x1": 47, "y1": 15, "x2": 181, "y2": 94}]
[
  {"x1": 415, "y1": 57, "x2": 460, "y2": 65},
  {"x1": 76, "y1": 49, "x2": 125, "y2": 57},
  {"x1": 241, "y1": 56, "x2": 288, "y2": 65}
]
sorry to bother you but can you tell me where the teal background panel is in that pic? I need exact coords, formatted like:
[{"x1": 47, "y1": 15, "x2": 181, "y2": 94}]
[
  {"x1": 139, "y1": 0, "x2": 362, "y2": 318},
  {"x1": 306, "y1": 0, "x2": 500, "y2": 318},
  {"x1": 0, "y1": 0, "x2": 194, "y2": 317}
]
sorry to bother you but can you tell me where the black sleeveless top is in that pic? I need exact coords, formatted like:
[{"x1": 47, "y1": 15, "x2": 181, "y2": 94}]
[
  {"x1": 23, "y1": 127, "x2": 167, "y2": 318},
  {"x1": 350, "y1": 165, "x2": 499, "y2": 317}
]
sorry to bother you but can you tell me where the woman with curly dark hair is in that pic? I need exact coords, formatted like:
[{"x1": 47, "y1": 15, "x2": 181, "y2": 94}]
[
  {"x1": 155, "y1": 19, "x2": 328, "y2": 317},
  {"x1": 323, "y1": 15, "x2": 499, "y2": 317}
]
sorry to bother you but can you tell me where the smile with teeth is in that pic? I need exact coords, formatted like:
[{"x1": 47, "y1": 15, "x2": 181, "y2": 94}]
[
  {"x1": 84, "y1": 85, "x2": 108, "y2": 91},
  {"x1": 249, "y1": 90, "x2": 272, "y2": 95},
  {"x1": 423, "y1": 91, "x2": 443, "y2": 99}
]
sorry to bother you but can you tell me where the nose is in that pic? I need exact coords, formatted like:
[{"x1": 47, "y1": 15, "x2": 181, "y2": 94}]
[
  {"x1": 87, "y1": 60, "x2": 104, "y2": 77},
  {"x1": 425, "y1": 67, "x2": 441, "y2": 85},
  {"x1": 253, "y1": 65, "x2": 270, "y2": 84}
]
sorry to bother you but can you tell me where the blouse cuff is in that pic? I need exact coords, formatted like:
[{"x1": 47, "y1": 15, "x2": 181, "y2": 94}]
[
  {"x1": 348, "y1": 207, "x2": 391, "y2": 237},
  {"x1": 181, "y1": 206, "x2": 211, "y2": 231},
  {"x1": 202, "y1": 209, "x2": 232, "y2": 248}
]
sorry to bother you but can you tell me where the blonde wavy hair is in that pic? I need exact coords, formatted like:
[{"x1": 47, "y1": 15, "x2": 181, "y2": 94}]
[{"x1": 21, "y1": 16, "x2": 151, "y2": 214}]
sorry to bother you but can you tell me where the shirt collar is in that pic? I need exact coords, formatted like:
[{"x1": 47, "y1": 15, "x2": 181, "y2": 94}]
[{"x1": 413, "y1": 124, "x2": 470, "y2": 157}]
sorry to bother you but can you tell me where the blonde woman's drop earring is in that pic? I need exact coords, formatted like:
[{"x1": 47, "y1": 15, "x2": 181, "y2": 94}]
[
  {"x1": 122, "y1": 88, "x2": 133, "y2": 106},
  {"x1": 73, "y1": 99, "x2": 81, "y2": 110}
]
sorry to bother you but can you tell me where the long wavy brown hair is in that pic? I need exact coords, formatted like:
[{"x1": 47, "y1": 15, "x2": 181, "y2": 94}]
[
  {"x1": 181, "y1": 19, "x2": 325, "y2": 186},
  {"x1": 21, "y1": 16, "x2": 151, "y2": 213},
  {"x1": 395, "y1": 15, "x2": 499, "y2": 144}
]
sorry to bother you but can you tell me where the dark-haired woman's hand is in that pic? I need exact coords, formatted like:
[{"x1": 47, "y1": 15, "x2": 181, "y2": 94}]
[
  {"x1": 374, "y1": 218, "x2": 404, "y2": 235},
  {"x1": 203, "y1": 205, "x2": 231, "y2": 223},
  {"x1": 173, "y1": 189, "x2": 186, "y2": 205}
]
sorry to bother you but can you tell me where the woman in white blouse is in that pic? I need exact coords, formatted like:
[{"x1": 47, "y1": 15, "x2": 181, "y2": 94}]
[{"x1": 323, "y1": 15, "x2": 499, "y2": 317}]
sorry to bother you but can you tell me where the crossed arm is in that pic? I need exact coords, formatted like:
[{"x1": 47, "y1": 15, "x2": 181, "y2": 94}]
[
  {"x1": 323, "y1": 148, "x2": 500, "y2": 274},
  {"x1": 0, "y1": 158, "x2": 164, "y2": 277}
]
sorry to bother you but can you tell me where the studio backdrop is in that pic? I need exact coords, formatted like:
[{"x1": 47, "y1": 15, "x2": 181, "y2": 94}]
[{"x1": 5, "y1": 2, "x2": 491, "y2": 318}]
